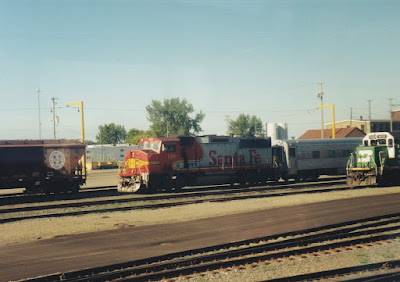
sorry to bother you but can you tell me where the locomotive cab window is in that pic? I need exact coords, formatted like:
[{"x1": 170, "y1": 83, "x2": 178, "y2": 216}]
[
  {"x1": 163, "y1": 143, "x2": 176, "y2": 153},
  {"x1": 142, "y1": 141, "x2": 161, "y2": 152}
]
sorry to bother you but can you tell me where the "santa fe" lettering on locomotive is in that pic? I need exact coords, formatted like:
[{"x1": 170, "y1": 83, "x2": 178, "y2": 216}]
[{"x1": 209, "y1": 149, "x2": 261, "y2": 166}]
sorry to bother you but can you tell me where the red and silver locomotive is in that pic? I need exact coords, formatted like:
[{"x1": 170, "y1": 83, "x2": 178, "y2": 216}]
[{"x1": 118, "y1": 135, "x2": 279, "y2": 193}]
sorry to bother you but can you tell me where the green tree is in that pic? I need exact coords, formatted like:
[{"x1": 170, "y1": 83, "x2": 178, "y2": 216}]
[
  {"x1": 85, "y1": 140, "x2": 96, "y2": 145},
  {"x1": 146, "y1": 98, "x2": 205, "y2": 137},
  {"x1": 96, "y1": 123, "x2": 127, "y2": 144},
  {"x1": 228, "y1": 114, "x2": 264, "y2": 136},
  {"x1": 126, "y1": 128, "x2": 155, "y2": 144},
  {"x1": 249, "y1": 115, "x2": 264, "y2": 136}
]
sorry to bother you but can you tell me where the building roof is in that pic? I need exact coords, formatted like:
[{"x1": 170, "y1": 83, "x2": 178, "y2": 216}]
[{"x1": 298, "y1": 127, "x2": 366, "y2": 139}]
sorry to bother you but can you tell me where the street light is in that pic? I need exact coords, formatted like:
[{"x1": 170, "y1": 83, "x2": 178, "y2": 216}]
[
  {"x1": 317, "y1": 104, "x2": 336, "y2": 139},
  {"x1": 317, "y1": 82, "x2": 324, "y2": 139},
  {"x1": 66, "y1": 101, "x2": 86, "y2": 175}
]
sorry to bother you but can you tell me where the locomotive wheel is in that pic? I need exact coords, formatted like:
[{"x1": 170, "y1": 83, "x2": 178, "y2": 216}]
[
  {"x1": 118, "y1": 176, "x2": 144, "y2": 193},
  {"x1": 346, "y1": 177, "x2": 355, "y2": 187},
  {"x1": 24, "y1": 185, "x2": 40, "y2": 194},
  {"x1": 174, "y1": 176, "x2": 184, "y2": 192},
  {"x1": 144, "y1": 181, "x2": 156, "y2": 194},
  {"x1": 132, "y1": 181, "x2": 144, "y2": 193},
  {"x1": 69, "y1": 183, "x2": 80, "y2": 194}
]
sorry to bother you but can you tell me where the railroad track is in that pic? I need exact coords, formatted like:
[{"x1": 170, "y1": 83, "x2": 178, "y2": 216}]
[
  {"x1": 0, "y1": 186, "x2": 120, "y2": 205},
  {"x1": 0, "y1": 176, "x2": 346, "y2": 204},
  {"x1": 0, "y1": 179, "x2": 359, "y2": 224},
  {"x1": 268, "y1": 260, "x2": 400, "y2": 281},
  {"x1": 19, "y1": 213, "x2": 400, "y2": 281}
]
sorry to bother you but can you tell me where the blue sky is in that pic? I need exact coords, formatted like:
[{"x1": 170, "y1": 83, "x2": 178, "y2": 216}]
[{"x1": 1, "y1": 0, "x2": 399, "y2": 141}]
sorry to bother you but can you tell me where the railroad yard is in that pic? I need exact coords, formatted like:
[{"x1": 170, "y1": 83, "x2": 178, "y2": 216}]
[
  {"x1": 0, "y1": 169, "x2": 400, "y2": 281},
  {"x1": 3, "y1": 1, "x2": 400, "y2": 281}
]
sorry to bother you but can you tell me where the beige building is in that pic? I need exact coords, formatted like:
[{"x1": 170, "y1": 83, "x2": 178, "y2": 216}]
[
  {"x1": 326, "y1": 110, "x2": 400, "y2": 134},
  {"x1": 392, "y1": 110, "x2": 400, "y2": 121}
]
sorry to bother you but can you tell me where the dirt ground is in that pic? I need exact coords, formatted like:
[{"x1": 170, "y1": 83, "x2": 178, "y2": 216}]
[{"x1": 1, "y1": 169, "x2": 400, "y2": 246}]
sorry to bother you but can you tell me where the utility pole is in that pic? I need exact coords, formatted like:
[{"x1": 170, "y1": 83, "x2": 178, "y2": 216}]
[
  {"x1": 51, "y1": 97, "x2": 57, "y2": 139},
  {"x1": 368, "y1": 100, "x2": 372, "y2": 133},
  {"x1": 389, "y1": 98, "x2": 393, "y2": 132},
  {"x1": 166, "y1": 121, "x2": 169, "y2": 137},
  {"x1": 317, "y1": 82, "x2": 324, "y2": 138},
  {"x1": 350, "y1": 108, "x2": 353, "y2": 127},
  {"x1": 36, "y1": 88, "x2": 42, "y2": 139},
  {"x1": 317, "y1": 104, "x2": 336, "y2": 138}
]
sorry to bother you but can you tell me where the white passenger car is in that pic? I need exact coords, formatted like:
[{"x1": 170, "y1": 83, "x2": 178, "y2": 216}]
[{"x1": 277, "y1": 138, "x2": 363, "y2": 181}]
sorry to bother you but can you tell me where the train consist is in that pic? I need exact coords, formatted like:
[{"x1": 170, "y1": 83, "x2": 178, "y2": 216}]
[
  {"x1": 0, "y1": 140, "x2": 86, "y2": 194},
  {"x1": 346, "y1": 132, "x2": 400, "y2": 186},
  {"x1": 118, "y1": 135, "x2": 278, "y2": 193},
  {"x1": 118, "y1": 135, "x2": 363, "y2": 193}
]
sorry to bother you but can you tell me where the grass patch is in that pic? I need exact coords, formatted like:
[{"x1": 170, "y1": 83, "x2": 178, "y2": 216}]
[{"x1": 355, "y1": 250, "x2": 370, "y2": 264}]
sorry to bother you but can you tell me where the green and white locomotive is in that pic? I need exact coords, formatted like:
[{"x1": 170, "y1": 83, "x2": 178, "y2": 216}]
[{"x1": 346, "y1": 132, "x2": 400, "y2": 186}]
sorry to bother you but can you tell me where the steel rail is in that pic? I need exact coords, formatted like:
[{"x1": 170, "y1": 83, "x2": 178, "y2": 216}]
[
  {"x1": 0, "y1": 185, "x2": 119, "y2": 205},
  {"x1": 84, "y1": 231, "x2": 400, "y2": 282},
  {"x1": 266, "y1": 260, "x2": 400, "y2": 282}
]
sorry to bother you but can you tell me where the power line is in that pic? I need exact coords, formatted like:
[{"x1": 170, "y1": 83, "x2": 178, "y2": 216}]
[{"x1": 51, "y1": 97, "x2": 59, "y2": 139}]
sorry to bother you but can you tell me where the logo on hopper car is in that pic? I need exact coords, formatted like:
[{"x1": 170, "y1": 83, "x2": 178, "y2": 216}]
[{"x1": 49, "y1": 150, "x2": 65, "y2": 169}]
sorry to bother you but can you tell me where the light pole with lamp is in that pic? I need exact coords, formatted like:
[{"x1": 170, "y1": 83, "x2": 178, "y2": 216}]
[
  {"x1": 66, "y1": 101, "x2": 86, "y2": 175},
  {"x1": 317, "y1": 104, "x2": 336, "y2": 139}
]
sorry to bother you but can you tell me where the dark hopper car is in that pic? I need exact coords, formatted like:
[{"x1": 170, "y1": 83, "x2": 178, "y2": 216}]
[{"x1": 0, "y1": 140, "x2": 86, "y2": 194}]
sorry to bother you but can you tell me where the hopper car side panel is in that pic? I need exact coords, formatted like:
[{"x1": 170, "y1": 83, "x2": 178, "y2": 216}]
[{"x1": 0, "y1": 140, "x2": 86, "y2": 194}]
